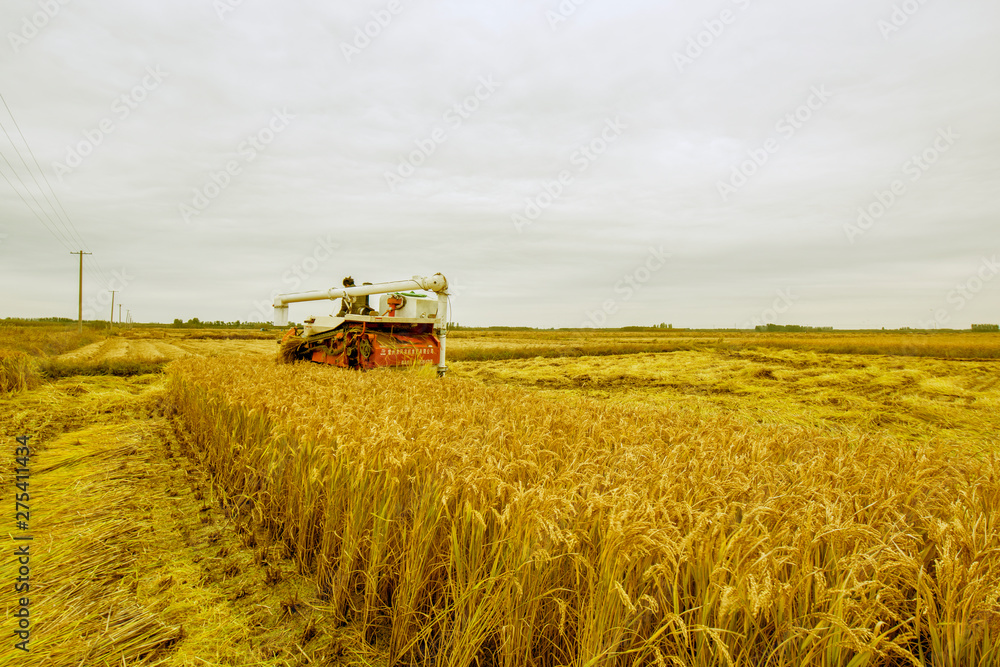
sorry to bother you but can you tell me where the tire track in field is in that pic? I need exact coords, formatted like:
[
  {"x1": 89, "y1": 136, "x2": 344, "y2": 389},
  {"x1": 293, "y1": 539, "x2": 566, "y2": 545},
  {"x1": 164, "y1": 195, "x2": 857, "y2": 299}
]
[{"x1": 56, "y1": 338, "x2": 111, "y2": 362}]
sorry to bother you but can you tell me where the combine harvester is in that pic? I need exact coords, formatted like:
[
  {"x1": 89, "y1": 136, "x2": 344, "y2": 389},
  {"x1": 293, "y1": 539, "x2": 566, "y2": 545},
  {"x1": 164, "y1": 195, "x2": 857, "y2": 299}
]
[{"x1": 272, "y1": 273, "x2": 450, "y2": 376}]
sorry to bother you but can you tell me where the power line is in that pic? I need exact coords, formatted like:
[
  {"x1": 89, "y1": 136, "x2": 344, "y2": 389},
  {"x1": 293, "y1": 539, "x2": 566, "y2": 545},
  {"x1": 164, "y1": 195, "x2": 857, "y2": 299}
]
[
  {"x1": 0, "y1": 143, "x2": 112, "y2": 290},
  {"x1": 0, "y1": 121, "x2": 77, "y2": 249},
  {"x1": 0, "y1": 158, "x2": 74, "y2": 250},
  {"x1": 85, "y1": 256, "x2": 113, "y2": 290},
  {"x1": 0, "y1": 91, "x2": 116, "y2": 292},
  {"x1": 0, "y1": 91, "x2": 92, "y2": 253},
  {"x1": 0, "y1": 94, "x2": 117, "y2": 290}
]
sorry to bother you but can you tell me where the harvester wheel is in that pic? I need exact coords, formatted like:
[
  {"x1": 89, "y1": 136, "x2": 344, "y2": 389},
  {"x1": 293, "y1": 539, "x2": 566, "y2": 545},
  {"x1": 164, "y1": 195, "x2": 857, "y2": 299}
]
[{"x1": 359, "y1": 337, "x2": 373, "y2": 359}]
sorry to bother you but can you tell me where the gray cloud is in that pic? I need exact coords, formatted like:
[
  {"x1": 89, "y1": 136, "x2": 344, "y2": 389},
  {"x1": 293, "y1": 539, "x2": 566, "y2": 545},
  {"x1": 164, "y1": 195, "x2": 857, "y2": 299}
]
[{"x1": 1, "y1": 0, "x2": 998, "y2": 329}]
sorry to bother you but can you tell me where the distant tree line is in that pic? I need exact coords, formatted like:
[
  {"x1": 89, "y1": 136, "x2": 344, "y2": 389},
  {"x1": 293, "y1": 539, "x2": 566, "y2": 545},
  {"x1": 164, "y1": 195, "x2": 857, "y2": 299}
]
[
  {"x1": 972, "y1": 324, "x2": 999, "y2": 332},
  {"x1": 620, "y1": 324, "x2": 675, "y2": 331},
  {"x1": 755, "y1": 324, "x2": 834, "y2": 332},
  {"x1": 171, "y1": 318, "x2": 270, "y2": 329},
  {"x1": 447, "y1": 324, "x2": 536, "y2": 331}
]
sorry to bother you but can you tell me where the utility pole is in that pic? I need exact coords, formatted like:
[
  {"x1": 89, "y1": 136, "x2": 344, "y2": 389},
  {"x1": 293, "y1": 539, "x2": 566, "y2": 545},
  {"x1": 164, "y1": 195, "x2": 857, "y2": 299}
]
[
  {"x1": 70, "y1": 251, "x2": 92, "y2": 334},
  {"x1": 118, "y1": 304, "x2": 122, "y2": 328},
  {"x1": 109, "y1": 290, "x2": 117, "y2": 333}
]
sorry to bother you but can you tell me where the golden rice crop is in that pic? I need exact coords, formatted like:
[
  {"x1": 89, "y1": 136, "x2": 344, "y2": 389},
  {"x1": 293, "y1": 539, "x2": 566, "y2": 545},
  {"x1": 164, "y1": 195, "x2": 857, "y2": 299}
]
[
  {"x1": 166, "y1": 355, "x2": 1000, "y2": 666},
  {"x1": 0, "y1": 349, "x2": 40, "y2": 394},
  {"x1": 0, "y1": 322, "x2": 103, "y2": 357}
]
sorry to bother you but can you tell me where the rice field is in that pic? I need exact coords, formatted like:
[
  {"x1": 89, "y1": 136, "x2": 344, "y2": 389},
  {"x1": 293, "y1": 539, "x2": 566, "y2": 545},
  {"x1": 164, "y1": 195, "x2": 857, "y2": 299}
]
[
  {"x1": 2, "y1": 326, "x2": 999, "y2": 666},
  {"x1": 444, "y1": 329, "x2": 1000, "y2": 362},
  {"x1": 164, "y1": 354, "x2": 1000, "y2": 666},
  {"x1": 451, "y1": 348, "x2": 1000, "y2": 448}
]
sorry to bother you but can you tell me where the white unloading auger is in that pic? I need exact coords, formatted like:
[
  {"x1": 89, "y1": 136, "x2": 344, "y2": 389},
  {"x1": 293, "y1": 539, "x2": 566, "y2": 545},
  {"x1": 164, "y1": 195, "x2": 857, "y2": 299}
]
[{"x1": 273, "y1": 273, "x2": 450, "y2": 376}]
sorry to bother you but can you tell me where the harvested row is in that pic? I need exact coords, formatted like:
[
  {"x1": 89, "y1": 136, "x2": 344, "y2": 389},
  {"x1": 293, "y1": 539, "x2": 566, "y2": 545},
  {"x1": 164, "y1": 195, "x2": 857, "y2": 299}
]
[
  {"x1": 166, "y1": 355, "x2": 1000, "y2": 667},
  {"x1": 56, "y1": 337, "x2": 190, "y2": 362},
  {"x1": 55, "y1": 337, "x2": 119, "y2": 362},
  {"x1": 444, "y1": 331, "x2": 1000, "y2": 362}
]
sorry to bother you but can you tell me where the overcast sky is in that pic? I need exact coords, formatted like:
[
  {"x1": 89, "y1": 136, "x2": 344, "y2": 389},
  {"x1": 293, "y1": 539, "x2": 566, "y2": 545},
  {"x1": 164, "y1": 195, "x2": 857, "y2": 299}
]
[{"x1": 0, "y1": 0, "x2": 997, "y2": 329}]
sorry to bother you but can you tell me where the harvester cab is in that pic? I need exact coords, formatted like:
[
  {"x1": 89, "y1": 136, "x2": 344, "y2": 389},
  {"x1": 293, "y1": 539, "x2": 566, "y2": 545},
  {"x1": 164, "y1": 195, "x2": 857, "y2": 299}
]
[{"x1": 273, "y1": 273, "x2": 450, "y2": 376}]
